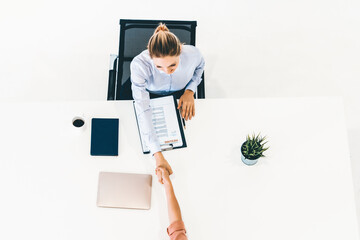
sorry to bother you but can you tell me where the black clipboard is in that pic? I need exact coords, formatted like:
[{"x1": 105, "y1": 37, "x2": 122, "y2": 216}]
[{"x1": 133, "y1": 95, "x2": 187, "y2": 154}]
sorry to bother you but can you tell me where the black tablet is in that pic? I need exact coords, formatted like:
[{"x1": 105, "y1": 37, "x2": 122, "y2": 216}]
[{"x1": 90, "y1": 118, "x2": 119, "y2": 156}]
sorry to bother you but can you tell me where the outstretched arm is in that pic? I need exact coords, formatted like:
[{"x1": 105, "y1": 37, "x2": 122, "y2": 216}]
[
  {"x1": 157, "y1": 167, "x2": 188, "y2": 240},
  {"x1": 156, "y1": 167, "x2": 182, "y2": 223},
  {"x1": 131, "y1": 58, "x2": 173, "y2": 178}
]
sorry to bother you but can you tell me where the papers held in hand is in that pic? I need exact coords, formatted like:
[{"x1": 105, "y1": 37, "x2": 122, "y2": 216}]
[{"x1": 133, "y1": 95, "x2": 187, "y2": 154}]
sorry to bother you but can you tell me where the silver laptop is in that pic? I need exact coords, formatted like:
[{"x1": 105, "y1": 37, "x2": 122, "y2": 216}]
[{"x1": 97, "y1": 172, "x2": 152, "y2": 210}]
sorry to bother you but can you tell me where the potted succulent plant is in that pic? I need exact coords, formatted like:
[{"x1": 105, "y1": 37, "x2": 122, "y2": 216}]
[{"x1": 241, "y1": 133, "x2": 269, "y2": 166}]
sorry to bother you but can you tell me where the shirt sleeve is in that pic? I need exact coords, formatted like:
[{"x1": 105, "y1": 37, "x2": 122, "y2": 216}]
[
  {"x1": 185, "y1": 50, "x2": 205, "y2": 93},
  {"x1": 130, "y1": 57, "x2": 161, "y2": 155},
  {"x1": 167, "y1": 220, "x2": 188, "y2": 240}
]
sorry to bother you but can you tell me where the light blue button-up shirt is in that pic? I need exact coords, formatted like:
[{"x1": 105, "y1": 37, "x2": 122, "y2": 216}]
[{"x1": 130, "y1": 45, "x2": 205, "y2": 155}]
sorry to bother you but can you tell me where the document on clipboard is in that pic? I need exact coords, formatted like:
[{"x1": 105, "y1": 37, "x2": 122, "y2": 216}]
[{"x1": 133, "y1": 95, "x2": 187, "y2": 154}]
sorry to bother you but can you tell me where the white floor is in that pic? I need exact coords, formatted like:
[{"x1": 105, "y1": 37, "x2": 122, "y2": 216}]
[{"x1": 1, "y1": 0, "x2": 359, "y2": 233}]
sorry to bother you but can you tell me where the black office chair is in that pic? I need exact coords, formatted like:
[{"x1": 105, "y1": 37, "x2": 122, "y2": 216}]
[{"x1": 107, "y1": 19, "x2": 205, "y2": 100}]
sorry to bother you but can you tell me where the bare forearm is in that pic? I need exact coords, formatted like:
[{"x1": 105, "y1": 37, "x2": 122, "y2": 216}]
[
  {"x1": 164, "y1": 183, "x2": 182, "y2": 224},
  {"x1": 154, "y1": 151, "x2": 164, "y2": 162}
]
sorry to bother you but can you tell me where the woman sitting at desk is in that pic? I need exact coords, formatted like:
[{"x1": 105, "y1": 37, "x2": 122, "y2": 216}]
[{"x1": 131, "y1": 23, "x2": 205, "y2": 178}]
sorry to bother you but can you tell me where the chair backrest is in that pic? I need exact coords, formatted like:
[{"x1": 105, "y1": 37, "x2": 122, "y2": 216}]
[{"x1": 110, "y1": 19, "x2": 204, "y2": 100}]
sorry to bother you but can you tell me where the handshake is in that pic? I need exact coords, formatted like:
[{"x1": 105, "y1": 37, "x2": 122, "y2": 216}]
[
  {"x1": 155, "y1": 155, "x2": 173, "y2": 184},
  {"x1": 155, "y1": 167, "x2": 171, "y2": 185}
]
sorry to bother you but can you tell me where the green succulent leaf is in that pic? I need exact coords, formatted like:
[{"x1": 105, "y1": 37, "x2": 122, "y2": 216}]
[{"x1": 241, "y1": 133, "x2": 269, "y2": 159}]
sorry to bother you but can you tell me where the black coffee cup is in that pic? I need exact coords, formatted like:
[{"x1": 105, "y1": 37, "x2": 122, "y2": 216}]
[{"x1": 72, "y1": 117, "x2": 85, "y2": 128}]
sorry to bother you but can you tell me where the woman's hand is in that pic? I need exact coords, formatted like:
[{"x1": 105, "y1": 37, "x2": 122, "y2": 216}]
[{"x1": 178, "y1": 89, "x2": 195, "y2": 121}]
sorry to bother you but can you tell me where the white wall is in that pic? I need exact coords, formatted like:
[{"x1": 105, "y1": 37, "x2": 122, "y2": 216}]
[
  {"x1": 1, "y1": 0, "x2": 359, "y2": 102},
  {"x1": 1, "y1": 0, "x2": 359, "y2": 230}
]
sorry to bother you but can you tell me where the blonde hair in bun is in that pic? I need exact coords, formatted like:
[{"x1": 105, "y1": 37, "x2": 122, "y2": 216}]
[
  {"x1": 148, "y1": 23, "x2": 181, "y2": 58},
  {"x1": 154, "y1": 23, "x2": 169, "y2": 33}
]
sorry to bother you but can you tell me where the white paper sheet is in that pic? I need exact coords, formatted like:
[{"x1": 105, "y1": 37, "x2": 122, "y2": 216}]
[{"x1": 138, "y1": 95, "x2": 184, "y2": 152}]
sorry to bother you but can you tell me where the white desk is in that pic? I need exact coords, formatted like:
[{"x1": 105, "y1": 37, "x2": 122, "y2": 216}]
[{"x1": 0, "y1": 97, "x2": 358, "y2": 240}]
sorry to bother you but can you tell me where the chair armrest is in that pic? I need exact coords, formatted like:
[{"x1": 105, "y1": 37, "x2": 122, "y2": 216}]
[
  {"x1": 107, "y1": 54, "x2": 118, "y2": 101},
  {"x1": 197, "y1": 72, "x2": 205, "y2": 99}
]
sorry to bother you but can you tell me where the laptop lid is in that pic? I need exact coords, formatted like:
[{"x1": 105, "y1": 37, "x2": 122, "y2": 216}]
[{"x1": 97, "y1": 172, "x2": 152, "y2": 210}]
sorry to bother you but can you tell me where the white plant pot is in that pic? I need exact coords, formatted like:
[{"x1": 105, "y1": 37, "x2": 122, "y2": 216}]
[
  {"x1": 240, "y1": 151, "x2": 258, "y2": 166},
  {"x1": 241, "y1": 141, "x2": 259, "y2": 166}
]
